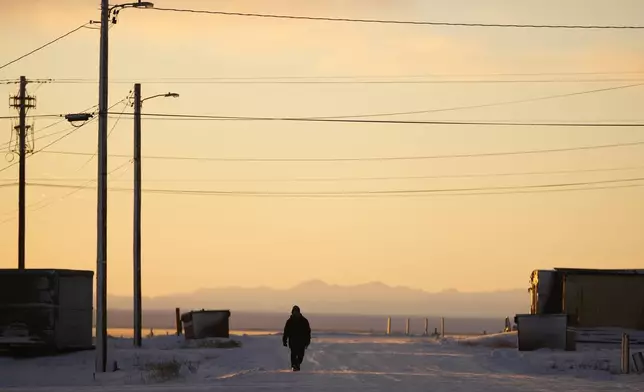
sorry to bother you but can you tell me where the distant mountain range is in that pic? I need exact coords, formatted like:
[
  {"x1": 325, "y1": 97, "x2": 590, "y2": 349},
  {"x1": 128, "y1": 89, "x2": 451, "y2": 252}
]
[{"x1": 109, "y1": 280, "x2": 527, "y2": 318}]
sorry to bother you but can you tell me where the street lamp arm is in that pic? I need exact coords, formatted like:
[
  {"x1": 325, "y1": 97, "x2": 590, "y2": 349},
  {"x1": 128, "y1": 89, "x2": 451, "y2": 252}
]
[
  {"x1": 138, "y1": 92, "x2": 180, "y2": 107},
  {"x1": 140, "y1": 93, "x2": 180, "y2": 103},
  {"x1": 110, "y1": 2, "x2": 154, "y2": 12},
  {"x1": 109, "y1": 1, "x2": 154, "y2": 24}
]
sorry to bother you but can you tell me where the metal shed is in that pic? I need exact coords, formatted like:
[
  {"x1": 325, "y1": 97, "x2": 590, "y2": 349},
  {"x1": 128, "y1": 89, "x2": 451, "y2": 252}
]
[
  {"x1": 529, "y1": 268, "x2": 644, "y2": 330},
  {"x1": 0, "y1": 269, "x2": 94, "y2": 351},
  {"x1": 181, "y1": 310, "x2": 231, "y2": 339}
]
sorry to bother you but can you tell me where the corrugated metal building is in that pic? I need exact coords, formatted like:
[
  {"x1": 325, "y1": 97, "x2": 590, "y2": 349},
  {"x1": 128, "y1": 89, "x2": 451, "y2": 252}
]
[
  {"x1": 529, "y1": 268, "x2": 644, "y2": 330},
  {"x1": 0, "y1": 269, "x2": 94, "y2": 351}
]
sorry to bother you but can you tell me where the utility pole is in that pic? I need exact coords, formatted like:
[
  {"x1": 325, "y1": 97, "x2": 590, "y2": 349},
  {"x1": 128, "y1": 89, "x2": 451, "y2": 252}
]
[
  {"x1": 131, "y1": 86, "x2": 179, "y2": 347},
  {"x1": 132, "y1": 86, "x2": 178, "y2": 347},
  {"x1": 9, "y1": 76, "x2": 35, "y2": 270},
  {"x1": 96, "y1": 0, "x2": 110, "y2": 373},
  {"x1": 133, "y1": 83, "x2": 142, "y2": 347}
]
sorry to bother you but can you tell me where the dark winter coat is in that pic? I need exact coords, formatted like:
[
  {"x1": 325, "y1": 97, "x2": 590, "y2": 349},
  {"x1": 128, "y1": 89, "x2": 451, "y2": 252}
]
[{"x1": 282, "y1": 315, "x2": 311, "y2": 348}]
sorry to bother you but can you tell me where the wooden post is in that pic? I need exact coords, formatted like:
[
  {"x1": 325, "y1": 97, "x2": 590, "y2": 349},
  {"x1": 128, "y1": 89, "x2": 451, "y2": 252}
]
[
  {"x1": 424, "y1": 318, "x2": 429, "y2": 336},
  {"x1": 441, "y1": 317, "x2": 445, "y2": 338},
  {"x1": 175, "y1": 308, "x2": 182, "y2": 336},
  {"x1": 386, "y1": 317, "x2": 391, "y2": 335},
  {"x1": 622, "y1": 333, "x2": 630, "y2": 374},
  {"x1": 632, "y1": 352, "x2": 644, "y2": 374},
  {"x1": 405, "y1": 318, "x2": 410, "y2": 336}
]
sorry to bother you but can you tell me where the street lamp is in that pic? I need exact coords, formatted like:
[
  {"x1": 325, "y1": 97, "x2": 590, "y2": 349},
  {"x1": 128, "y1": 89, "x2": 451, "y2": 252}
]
[
  {"x1": 133, "y1": 85, "x2": 179, "y2": 348},
  {"x1": 96, "y1": 0, "x2": 154, "y2": 373},
  {"x1": 141, "y1": 92, "x2": 180, "y2": 104}
]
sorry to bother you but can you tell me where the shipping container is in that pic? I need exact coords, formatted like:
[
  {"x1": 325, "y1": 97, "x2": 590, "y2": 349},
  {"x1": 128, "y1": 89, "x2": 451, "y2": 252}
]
[
  {"x1": 0, "y1": 269, "x2": 93, "y2": 351},
  {"x1": 181, "y1": 310, "x2": 231, "y2": 339},
  {"x1": 528, "y1": 268, "x2": 644, "y2": 330}
]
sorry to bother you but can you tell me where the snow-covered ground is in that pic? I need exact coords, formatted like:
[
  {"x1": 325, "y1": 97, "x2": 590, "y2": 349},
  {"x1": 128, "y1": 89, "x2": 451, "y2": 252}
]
[{"x1": 1, "y1": 332, "x2": 641, "y2": 391}]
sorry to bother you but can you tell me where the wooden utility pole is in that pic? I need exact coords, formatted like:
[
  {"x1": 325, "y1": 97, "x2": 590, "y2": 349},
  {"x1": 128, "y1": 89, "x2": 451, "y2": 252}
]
[
  {"x1": 175, "y1": 308, "x2": 182, "y2": 336},
  {"x1": 133, "y1": 84, "x2": 142, "y2": 347},
  {"x1": 131, "y1": 85, "x2": 179, "y2": 346},
  {"x1": 441, "y1": 317, "x2": 445, "y2": 338},
  {"x1": 622, "y1": 333, "x2": 631, "y2": 374},
  {"x1": 10, "y1": 76, "x2": 35, "y2": 270},
  {"x1": 96, "y1": 0, "x2": 110, "y2": 372}
]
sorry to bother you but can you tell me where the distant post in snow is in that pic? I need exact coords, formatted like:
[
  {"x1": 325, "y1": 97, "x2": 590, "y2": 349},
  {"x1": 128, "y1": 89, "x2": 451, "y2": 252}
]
[
  {"x1": 405, "y1": 318, "x2": 410, "y2": 336},
  {"x1": 622, "y1": 333, "x2": 631, "y2": 374},
  {"x1": 633, "y1": 352, "x2": 644, "y2": 374},
  {"x1": 441, "y1": 317, "x2": 445, "y2": 338},
  {"x1": 175, "y1": 308, "x2": 182, "y2": 336},
  {"x1": 424, "y1": 318, "x2": 429, "y2": 336},
  {"x1": 386, "y1": 317, "x2": 391, "y2": 335}
]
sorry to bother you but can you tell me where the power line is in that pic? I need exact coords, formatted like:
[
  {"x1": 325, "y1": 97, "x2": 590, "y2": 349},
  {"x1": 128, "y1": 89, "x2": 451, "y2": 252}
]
[
  {"x1": 149, "y1": 7, "x2": 644, "y2": 30},
  {"x1": 53, "y1": 82, "x2": 644, "y2": 122},
  {"x1": 30, "y1": 98, "x2": 129, "y2": 156},
  {"x1": 0, "y1": 161, "x2": 132, "y2": 225},
  {"x1": 17, "y1": 113, "x2": 644, "y2": 127},
  {"x1": 0, "y1": 161, "x2": 19, "y2": 175},
  {"x1": 8, "y1": 164, "x2": 644, "y2": 184},
  {"x1": 1, "y1": 99, "x2": 126, "y2": 158},
  {"x1": 0, "y1": 121, "x2": 94, "y2": 175},
  {"x1": 32, "y1": 122, "x2": 90, "y2": 155},
  {"x1": 306, "y1": 83, "x2": 644, "y2": 120},
  {"x1": 25, "y1": 176, "x2": 644, "y2": 198},
  {"x1": 73, "y1": 95, "x2": 131, "y2": 172},
  {"x1": 6, "y1": 82, "x2": 642, "y2": 125},
  {"x1": 38, "y1": 78, "x2": 644, "y2": 85},
  {"x1": 27, "y1": 161, "x2": 132, "y2": 215},
  {"x1": 0, "y1": 124, "x2": 89, "y2": 175},
  {"x1": 18, "y1": 71, "x2": 644, "y2": 84},
  {"x1": 0, "y1": 126, "x2": 86, "y2": 189},
  {"x1": 113, "y1": 112, "x2": 644, "y2": 127},
  {"x1": 0, "y1": 112, "x2": 98, "y2": 175},
  {"x1": 0, "y1": 97, "x2": 133, "y2": 218},
  {"x1": 0, "y1": 104, "x2": 100, "y2": 151},
  {"x1": 0, "y1": 114, "x2": 65, "y2": 120},
  {"x1": 38, "y1": 139, "x2": 644, "y2": 162},
  {"x1": 19, "y1": 181, "x2": 644, "y2": 198},
  {"x1": 0, "y1": 23, "x2": 89, "y2": 71},
  {"x1": 13, "y1": 182, "x2": 644, "y2": 198},
  {"x1": 2, "y1": 118, "x2": 65, "y2": 151}
]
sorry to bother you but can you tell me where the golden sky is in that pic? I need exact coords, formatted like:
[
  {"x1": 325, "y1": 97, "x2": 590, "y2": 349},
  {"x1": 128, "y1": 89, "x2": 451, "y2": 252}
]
[{"x1": 0, "y1": 0, "x2": 643, "y2": 297}]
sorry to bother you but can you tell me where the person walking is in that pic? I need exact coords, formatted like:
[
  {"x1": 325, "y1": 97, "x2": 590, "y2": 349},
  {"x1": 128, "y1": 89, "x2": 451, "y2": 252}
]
[{"x1": 282, "y1": 305, "x2": 311, "y2": 371}]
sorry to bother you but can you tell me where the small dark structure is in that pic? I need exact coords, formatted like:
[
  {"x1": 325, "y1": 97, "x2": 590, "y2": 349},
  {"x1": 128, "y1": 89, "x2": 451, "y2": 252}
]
[
  {"x1": 529, "y1": 268, "x2": 644, "y2": 330},
  {"x1": 515, "y1": 313, "x2": 570, "y2": 351},
  {"x1": 181, "y1": 310, "x2": 231, "y2": 339},
  {"x1": 0, "y1": 269, "x2": 94, "y2": 351}
]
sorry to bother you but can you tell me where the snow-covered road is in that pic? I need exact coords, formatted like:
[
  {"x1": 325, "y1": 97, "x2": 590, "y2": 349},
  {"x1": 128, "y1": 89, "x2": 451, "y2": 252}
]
[{"x1": 2, "y1": 333, "x2": 642, "y2": 391}]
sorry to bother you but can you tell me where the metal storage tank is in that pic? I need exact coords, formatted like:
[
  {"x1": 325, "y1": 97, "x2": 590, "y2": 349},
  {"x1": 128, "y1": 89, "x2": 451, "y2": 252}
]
[
  {"x1": 0, "y1": 269, "x2": 94, "y2": 351},
  {"x1": 181, "y1": 310, "x2": 231, "y2": 339}
]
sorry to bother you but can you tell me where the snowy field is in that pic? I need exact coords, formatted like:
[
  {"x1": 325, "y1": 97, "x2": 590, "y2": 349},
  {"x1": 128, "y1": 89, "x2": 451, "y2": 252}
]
[{"x1": 1, "y1": 332, "x2": 642, "y2": 391}]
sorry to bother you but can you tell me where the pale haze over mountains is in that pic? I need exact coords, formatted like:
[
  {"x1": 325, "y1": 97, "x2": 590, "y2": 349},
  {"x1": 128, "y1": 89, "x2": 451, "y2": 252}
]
[{"x1": 109, "y1": 280, "x2": 527, "y2": 317}]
